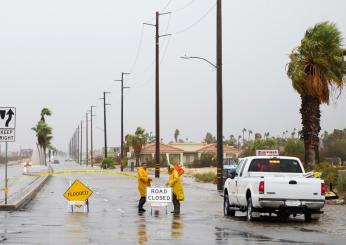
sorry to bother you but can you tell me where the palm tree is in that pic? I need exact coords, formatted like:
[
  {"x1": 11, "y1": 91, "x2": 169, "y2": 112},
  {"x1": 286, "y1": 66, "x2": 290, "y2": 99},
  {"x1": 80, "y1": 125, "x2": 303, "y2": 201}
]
[
  {"x1": 32, "y1": 121, "x2": 52, "y2": 165},
  {"x1": 40, "y1": 108, "x2": 52, "y2": 122},
  {"x1": 291, "y1": 128, "x2": 297, "y2": 138},
  {"x1": 287, "y1": 22, "x2": 346, "y2": 169},
  {"x1": 174, "y1": 129, "x2": 180, "y2": 143},
  {"x1": 255, "y1": 133, "x2": 262, "y2": 140},
  {"x1": 264, "y1": 132, "x2": 270, "y2": 140},
  {"x1": 248, "y1": 130, "x2": 253, "y2": 141},
  {"x1": 125, "y1": 127, "x2": 148, "y2": 166},
  {"x1": 242, "y1": 128, "x2": 247, "y2": 145},
  {"x1": 237, "y1": 135, "x2": 242, "y2": 148}
]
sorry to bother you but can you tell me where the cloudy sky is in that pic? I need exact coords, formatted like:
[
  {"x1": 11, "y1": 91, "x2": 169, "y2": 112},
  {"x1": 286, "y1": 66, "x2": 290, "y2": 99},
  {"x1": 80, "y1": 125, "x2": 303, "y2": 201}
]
[{"x1": 1, "y1": 0, "x2": 346, "y2": 152}]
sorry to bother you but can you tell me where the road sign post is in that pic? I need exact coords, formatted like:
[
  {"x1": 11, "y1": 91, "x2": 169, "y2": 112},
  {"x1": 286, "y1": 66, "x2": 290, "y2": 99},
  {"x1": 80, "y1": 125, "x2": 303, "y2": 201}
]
[
  {"x1": 0, "y1": 107, "x2": 16, "y2": 205},
  {"x1": 64, "y1": 179, "x2": 93, "y2": 212}
]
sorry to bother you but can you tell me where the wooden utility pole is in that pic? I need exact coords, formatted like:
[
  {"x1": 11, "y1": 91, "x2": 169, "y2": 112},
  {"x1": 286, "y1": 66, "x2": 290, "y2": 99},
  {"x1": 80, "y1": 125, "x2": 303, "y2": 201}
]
[
  {"x1": 216, "y1": 0, "x2": 224, "y2": 191},
  {"x1": 115, "y1": 72, "x2": 130, "y2": 172},
  {"x1": 100, "y1": 92, "x2": 111, "y2": 158},
  {"x1": 80, "y1": 120, "x2": 83, "y2": 165},
  {"x1": 86, "y1": 112, "x2": 89, "y2": 166},
  {"x1": 77, "y1": 125, "x2": 80, "y2": 163},
  {"x1": 90, "y1": 106, "x2": 95, "y2": 167},
  {"x1": 144, "y1": 11, "x2": 171, "y2": 178}
]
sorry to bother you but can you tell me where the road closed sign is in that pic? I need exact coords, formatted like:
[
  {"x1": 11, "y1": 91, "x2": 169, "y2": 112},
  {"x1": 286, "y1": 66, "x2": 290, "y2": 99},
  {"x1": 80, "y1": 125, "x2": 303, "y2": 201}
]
[
  {"x1": 146, "y1": 187, "x2": 172, "y2": 203},
  {"x1": 63, "y1": 179, "x2": 93, "y2": 202},
  {"x1": 0, "y1": 107, "x2": 16, "y2": 142}
]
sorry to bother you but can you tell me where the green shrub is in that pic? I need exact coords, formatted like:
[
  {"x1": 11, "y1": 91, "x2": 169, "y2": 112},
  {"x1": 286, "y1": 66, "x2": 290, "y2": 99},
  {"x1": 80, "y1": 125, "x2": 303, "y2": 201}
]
[
  {"x1": 189, "y1": 153, "x2": 216, "y2": 168},
  {"x1": 101, "y1": 158, "x2": 115, "y2": 169},
  {"x1": 321, "y1": 168, "x2": 337, "y2": 186},
  {"x1": 337, "y1": 174, "x2": 346, "y2": 192},
  {"x1": 193, "y1": 171, "x2": 217, "y2": 183}
]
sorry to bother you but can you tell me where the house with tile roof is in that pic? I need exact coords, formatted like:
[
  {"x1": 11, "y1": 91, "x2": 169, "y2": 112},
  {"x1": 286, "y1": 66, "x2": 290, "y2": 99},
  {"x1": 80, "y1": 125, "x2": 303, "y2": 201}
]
[{"x1": 139, "y1": 143, "x2": 241, "y2": 166}]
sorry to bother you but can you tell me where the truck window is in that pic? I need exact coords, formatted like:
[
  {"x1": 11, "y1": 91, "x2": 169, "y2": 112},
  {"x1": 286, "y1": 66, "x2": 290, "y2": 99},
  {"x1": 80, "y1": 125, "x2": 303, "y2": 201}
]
[
  {"x1": 239, "y1": 160, "x2": 248, "y2": 177},
  {"x1": 248, "y1": 159, "x2": 303, "y2": 173},
  {"x1": 236, "y1": 161, "x2": 243, "y2": 176}
]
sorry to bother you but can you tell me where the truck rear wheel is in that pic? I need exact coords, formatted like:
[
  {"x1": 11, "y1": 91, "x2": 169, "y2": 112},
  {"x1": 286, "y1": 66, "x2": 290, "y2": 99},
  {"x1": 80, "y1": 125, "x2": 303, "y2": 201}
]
[
  {"x1": 246, "y1": 197, "x2": 255, "y2": 221},
  {"x1": 224, "y1": 193, "x2": 235, "y2": 216},
  {"x1": 304, "y1": 212, "x2": 320, "y2": 221}
]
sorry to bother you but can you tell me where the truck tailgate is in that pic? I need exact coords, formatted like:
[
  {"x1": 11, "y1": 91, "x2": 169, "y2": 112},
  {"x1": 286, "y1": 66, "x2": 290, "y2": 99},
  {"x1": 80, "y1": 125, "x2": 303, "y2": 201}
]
[{"x1": 263, "y1": 176, "x2": 323, "y2": 200}]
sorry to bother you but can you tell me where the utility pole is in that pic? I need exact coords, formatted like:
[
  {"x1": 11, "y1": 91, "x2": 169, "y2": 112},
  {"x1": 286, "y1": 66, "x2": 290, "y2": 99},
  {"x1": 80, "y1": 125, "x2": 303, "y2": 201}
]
[
  {"x1": 115, "y1": 72, "x2": 130, "y2": 172},
  {"x1": 86, "y1": 112, "x2": 89, "y2": 166},
  {"x1": 99, "y1": 92, "x2": 111, "y2": 158},
  {"x1": 144, "y1": 11, "x2": 171, "y2": 178},
  {"x1": 80, "y1": 120, "x2": 83, "y2": 165},
  {"x1": 216, "y1": 0, "x2": 223, "y2": 191},
  {"x1": 77, "y1": 125, "x2": 80, "y2": 163},
  {"x1": 90, "y1": 106, "x2": 96, "y2": 167}
]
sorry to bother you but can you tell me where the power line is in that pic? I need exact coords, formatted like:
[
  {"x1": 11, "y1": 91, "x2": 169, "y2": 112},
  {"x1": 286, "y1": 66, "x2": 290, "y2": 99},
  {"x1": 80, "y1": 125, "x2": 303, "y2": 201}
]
[
  {"x1": 129, "y1": 25, "x2": 145, "y2": 73},
  {"x1": 171, "y1": 0, "x2": 196, "y2": 13},
  {"x1": 171, "y1": 3, "x2": 216, "y2": 35}
]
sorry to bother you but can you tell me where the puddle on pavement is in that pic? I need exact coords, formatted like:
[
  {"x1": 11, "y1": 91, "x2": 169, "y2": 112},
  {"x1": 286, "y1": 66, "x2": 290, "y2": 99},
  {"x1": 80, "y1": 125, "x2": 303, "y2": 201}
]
[{"x1": 214, "y1": 227, "x2": 313, "y2": 244}]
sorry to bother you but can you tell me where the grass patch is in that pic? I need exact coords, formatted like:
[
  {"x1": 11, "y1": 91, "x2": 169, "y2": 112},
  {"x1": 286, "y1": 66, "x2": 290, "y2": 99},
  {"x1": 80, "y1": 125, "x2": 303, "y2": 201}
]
[{"x1": 193, "y1": 171, "x2": 217, "y2": 183}]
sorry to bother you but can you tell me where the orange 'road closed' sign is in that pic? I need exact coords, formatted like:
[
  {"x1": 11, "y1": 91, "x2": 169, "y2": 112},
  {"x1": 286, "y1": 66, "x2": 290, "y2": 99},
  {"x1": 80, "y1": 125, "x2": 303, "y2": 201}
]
[{"x1": 63, "y1": 179, "x2": 93, "y2": 202}]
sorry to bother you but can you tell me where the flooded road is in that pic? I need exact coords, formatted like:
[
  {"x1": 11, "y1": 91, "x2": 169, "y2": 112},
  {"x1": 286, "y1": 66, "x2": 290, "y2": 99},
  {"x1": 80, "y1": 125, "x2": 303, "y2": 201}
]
[{"x1": 0, "y1": 162, "x2": 345, "y2": 244}]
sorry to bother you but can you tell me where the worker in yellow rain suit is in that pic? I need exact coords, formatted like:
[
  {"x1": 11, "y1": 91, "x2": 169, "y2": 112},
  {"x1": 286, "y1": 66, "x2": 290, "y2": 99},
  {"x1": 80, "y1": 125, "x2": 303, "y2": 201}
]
[
  {"x1": 166, "y1": 164, "x2": 184, "y2": 215},
  {"x1": 137, "y1": 162, "x2": 151, "y2": 213}
]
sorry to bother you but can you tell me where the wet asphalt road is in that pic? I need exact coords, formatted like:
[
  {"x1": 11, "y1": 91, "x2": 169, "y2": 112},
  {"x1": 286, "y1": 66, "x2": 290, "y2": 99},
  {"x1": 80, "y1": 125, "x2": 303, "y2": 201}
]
[{"x1": 0, "y1": 161, "x2": 345, "y2": 244}]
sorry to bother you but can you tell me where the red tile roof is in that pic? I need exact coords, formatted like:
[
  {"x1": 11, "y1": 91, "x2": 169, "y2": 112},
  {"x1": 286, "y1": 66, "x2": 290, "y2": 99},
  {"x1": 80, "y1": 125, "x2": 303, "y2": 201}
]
[
  {"x1": 141, "y1": 144, "x2": 184, "y2": 154},
  {"x1": 197, "y1": 144, "x2": 241, "y2": 154}
]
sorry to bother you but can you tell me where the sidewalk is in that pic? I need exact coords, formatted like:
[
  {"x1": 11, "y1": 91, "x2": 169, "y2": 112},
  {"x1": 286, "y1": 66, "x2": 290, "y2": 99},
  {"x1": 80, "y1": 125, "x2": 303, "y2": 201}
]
[{"x1": 0, "y1": 164, "x2": 50, "y2": 210}]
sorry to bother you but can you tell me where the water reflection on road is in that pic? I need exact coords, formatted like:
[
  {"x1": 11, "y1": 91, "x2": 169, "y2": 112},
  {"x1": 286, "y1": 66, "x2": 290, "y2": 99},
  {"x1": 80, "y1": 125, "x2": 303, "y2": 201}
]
[{"x1": 0, "y1": 162, "x2": 345, "y2": 244}]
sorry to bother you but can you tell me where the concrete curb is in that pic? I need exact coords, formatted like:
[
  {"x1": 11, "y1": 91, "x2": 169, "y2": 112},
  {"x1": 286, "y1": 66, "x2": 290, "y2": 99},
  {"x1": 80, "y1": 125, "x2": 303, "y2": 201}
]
[{"x1": 0, "y1": 174, "x2": 51, "y2": 211}]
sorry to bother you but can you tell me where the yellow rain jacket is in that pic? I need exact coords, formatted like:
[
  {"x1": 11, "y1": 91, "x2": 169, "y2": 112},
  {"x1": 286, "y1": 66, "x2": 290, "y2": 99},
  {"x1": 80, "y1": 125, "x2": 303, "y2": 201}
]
[
  {"x1": 168, "y1": 169, "x2": 184, "y2": 201},
  {"x1": 137, "y1": 167, "x2": 151, "y2": 197}
]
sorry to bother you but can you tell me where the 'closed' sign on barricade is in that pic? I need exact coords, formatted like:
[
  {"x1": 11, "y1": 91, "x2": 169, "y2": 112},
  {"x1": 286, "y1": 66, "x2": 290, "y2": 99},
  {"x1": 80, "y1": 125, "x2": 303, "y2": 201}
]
[{"x1": 146, "y1": 187, "x2": 172, "y2": 203}]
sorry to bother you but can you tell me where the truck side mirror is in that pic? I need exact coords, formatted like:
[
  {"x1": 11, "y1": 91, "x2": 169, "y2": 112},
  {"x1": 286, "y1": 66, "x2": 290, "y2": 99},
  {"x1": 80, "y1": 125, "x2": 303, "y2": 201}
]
[{"x1": 229, "y1": 169, "x2": 236, "y2": 179}]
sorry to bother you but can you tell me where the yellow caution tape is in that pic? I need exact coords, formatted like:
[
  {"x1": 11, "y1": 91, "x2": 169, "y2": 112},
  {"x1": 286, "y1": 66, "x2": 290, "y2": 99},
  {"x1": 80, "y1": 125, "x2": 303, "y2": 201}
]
[
  {"x1": 4, "y1": 187, "x2": 8, "y2": 193},
  {"x1": 40, "y1": 169, "x2": 137, "y2": 179}
]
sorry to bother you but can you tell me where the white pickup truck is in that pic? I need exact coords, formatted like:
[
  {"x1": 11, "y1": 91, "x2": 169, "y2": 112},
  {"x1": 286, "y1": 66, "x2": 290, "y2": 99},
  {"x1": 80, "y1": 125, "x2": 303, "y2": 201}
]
[{"x1": 223, "y1": 156, "x2": 325, "y2": 221}]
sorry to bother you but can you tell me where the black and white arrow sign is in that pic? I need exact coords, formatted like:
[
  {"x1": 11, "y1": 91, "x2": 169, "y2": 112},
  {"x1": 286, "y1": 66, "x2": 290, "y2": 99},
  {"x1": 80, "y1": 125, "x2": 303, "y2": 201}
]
[{"x1": 0, "y1": 107, "x2": 16, "y2": 142}]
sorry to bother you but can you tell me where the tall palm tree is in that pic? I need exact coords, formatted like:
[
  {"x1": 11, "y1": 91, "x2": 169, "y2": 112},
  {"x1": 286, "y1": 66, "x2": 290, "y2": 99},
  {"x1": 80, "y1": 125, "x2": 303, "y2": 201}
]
[
  {"x1": 237, "y1": 135, "x2": 242, "y2": 148},
  {"x1": 125, "y1": 127, "x2": 148, "y2": 166},
  {"x1": 174, "y1": 129, "x2": 180, "y2": 143},
  {"x1": 32, "y1": 121, "x2": 52, "y2": 165},
  {"x1": 287, "y1": 22, "x2": 346, "y2": 169},
  {"x1": 248, "y1": 130, "x2": 253, "y2": 141},
  {"x1": 40, "y1": 108, "x2": 52, "y2": 122},
  {"x1": 242, "y1": 128, "x2": 247, "y2": 145}
]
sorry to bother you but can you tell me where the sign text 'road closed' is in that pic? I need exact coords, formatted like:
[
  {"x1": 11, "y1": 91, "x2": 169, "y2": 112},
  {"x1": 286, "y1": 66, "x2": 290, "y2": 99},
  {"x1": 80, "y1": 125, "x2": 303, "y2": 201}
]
[
  {"x1": 146, "y1": 187, "x2": 172, "y2": 203},
  {"x1": 63, "y1": 179, "x2": 93, "y2": 202}
]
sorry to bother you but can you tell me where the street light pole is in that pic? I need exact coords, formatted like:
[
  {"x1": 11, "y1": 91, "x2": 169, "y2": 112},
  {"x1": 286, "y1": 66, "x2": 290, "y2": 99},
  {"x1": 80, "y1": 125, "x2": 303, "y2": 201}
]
[
  {"x1": 115, "y1": 72, "x2": 130, "y2": 172},
  {"x1": 179, "y1": 0, "x2": 224, "y2": 191}
]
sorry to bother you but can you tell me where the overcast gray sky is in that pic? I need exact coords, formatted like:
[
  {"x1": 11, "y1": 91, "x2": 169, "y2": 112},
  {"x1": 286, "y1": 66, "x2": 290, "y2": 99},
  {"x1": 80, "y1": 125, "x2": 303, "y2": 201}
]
[{"x1": 1, "y1": 0, "x2": 346, "y2": 152}]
